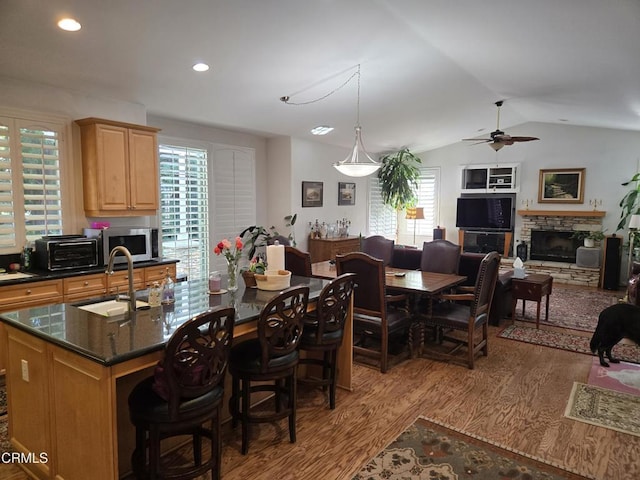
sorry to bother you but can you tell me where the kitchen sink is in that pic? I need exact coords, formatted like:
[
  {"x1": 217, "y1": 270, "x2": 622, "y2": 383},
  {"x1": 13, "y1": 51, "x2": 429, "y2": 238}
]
[{"x1": 74, "y1": 298, "x2": 149, "y2": 317}]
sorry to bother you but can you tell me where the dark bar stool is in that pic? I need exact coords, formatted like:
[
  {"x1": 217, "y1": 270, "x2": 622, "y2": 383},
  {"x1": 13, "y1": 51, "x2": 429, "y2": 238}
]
[
  {"x1": 228, "y1": 285, "x2": 309, "y2": 455},
  {"x1": 299, "y1": 273, "x2": 356, "y2": 409},
  {"x1": 128, "y1": 307, "x2": 235, "y2": 480}
]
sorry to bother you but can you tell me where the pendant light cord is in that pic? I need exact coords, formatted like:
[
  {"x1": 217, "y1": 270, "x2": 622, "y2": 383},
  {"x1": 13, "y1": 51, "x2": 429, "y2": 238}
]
[{"x1": 280, "y1": 64, "x2": 360, "y2": 107}]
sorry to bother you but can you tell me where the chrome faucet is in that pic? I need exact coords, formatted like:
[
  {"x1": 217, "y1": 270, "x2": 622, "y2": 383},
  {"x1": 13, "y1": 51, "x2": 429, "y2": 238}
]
[{"x1": 106, "y1": 246, "x2": 136, "y2": 312}]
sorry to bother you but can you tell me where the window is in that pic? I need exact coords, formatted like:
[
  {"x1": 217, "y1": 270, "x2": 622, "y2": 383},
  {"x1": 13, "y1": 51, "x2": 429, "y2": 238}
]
[
  {"x1": 368, "y1": 167, "x2": 440, "y2": 244},
  {"x1": 158, "y1": 141, "x2": 256, "y2": 279},
  {"x1": 158, "y1": 144, "x2": 209, "y2": 280},
  {"x1": 0, "y1": 114, "x2": 65, "y2": 252}
]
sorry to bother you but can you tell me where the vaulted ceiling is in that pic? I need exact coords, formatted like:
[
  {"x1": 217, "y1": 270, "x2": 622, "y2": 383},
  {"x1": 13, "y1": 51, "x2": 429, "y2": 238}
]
[{"x1": 1, "y1": 0, "x2": 639, "y2": 153}]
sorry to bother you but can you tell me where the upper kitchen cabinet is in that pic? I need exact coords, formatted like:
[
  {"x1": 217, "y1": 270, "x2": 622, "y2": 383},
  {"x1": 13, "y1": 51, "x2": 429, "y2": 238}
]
[{"x1": 75, "y1": 118, "x2": 161, "y2": 216}]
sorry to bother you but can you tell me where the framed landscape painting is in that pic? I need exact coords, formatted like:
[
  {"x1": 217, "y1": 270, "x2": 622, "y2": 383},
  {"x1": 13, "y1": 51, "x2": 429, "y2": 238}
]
[
  {"x1": 538, "y1": 168, "x2": 585, "y2": 203},
  {"x1": 338, "y1": 182, "x2": 356, "y2": 206},
  {"x1": 302, "y1": 181, "x2": 323, "y2": 207}
]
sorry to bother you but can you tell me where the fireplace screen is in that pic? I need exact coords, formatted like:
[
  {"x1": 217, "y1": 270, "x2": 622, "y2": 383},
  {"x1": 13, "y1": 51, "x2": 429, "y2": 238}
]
[{"x1": 530, "y1": 230, "x2": 581, "y2": 263}]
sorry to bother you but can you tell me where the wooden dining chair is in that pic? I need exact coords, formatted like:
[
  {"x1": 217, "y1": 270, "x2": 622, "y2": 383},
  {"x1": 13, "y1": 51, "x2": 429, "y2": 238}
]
[
  {"x1": 423, "y1": 251, "x2": 500, "y2": 369},
  {"x1": 361, "y1": 235, "x2": 395, "y2": 266},
  {"x1": 420, "y1": 240, "x2": 461, "y2": 274},
  {"x1": 128, "y1": 307, "x2": 235, "y2": 480},
  {"x1": 336, "y1": 252, "x2": 413, "y2": 373},
  {"x1": 284, "y1": 246, "x2": 313, "y2": 276}
]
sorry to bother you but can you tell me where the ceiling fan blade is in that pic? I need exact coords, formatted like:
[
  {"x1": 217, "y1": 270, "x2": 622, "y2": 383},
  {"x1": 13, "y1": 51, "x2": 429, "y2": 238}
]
[
  {"x1": 462, "y1": 138, "x2": 491, "y2": 143},
  {"x1": 510, "y1": 136, "x2": 540, "y2": 142}
]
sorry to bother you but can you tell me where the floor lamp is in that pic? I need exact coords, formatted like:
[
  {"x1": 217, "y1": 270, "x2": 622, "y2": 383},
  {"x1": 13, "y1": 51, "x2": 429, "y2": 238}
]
[{"x1": 406, "y1": 207, "x2": 424, "y2": 246}]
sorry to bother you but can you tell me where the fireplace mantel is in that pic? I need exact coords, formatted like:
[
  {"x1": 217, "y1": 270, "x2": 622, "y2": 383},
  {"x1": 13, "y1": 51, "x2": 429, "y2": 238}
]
[{"x1": 517, "y1": 210, "x2": 606, "y2": 217}]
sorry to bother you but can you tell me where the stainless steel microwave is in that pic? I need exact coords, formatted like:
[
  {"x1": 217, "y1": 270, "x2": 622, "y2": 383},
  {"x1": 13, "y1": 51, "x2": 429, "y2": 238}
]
[{"x1": 84, "y1": 227, "x2": 159, "y2": 265}]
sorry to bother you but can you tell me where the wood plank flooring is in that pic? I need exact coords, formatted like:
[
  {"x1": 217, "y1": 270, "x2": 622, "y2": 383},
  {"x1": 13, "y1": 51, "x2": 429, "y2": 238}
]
[{"x1": 2, "y1": 322, "x2": 639, "y2": 479}]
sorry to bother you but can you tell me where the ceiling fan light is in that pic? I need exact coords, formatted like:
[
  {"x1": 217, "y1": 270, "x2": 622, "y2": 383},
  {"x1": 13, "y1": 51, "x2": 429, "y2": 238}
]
[
  {"x1": 490, "y1": 141, "x2": 505, "y2": 152},
  {"x1": 333, "y1": 126, "x2": 381, "y2": 177}
]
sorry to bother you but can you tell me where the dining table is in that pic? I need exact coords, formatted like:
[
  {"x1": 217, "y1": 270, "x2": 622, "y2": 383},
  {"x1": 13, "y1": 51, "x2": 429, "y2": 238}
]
[{"x1": 312, "y1": 260, "x2": 467, "y2": 356}]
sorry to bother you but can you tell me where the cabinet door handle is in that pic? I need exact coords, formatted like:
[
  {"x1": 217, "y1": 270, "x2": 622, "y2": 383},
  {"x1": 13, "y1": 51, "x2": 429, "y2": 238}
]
[
  {"x1": 84, "y1": 281, "x2": 89, "y2": 286},
  {"x1": 26, "y1": 289, "x2": 32, "y2": 295}
]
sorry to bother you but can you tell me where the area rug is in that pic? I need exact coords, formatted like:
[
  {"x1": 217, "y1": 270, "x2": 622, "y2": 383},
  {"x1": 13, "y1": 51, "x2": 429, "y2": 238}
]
[
  {"x1": 498, "y1": 324, "x2": 640, "y2": 364},
  {"x1": 515, "y1": 285, "x2": 621, "y2": 332},
  {"x1": 564, "y1": 382, "x2": 640, "y2": 437},
  {"x1": 352, "y1": 416, "x2": 593, "y2": 479},
  {"x1": 0, "y1": 415, "x2": 10, "y2": 453},
  {"x1": 587, "y1": 357, "x2": 640, "y2": 396}
]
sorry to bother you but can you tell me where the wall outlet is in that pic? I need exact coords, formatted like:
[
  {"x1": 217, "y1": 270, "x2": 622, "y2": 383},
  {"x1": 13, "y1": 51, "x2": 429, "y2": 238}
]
[{"x1": 21, "y1": 359, "x2": 29, "y2": 382}]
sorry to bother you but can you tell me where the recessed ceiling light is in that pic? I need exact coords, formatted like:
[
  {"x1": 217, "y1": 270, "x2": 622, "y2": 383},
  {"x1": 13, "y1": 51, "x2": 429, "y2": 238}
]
[
  {"x1": 192, "y1": 63, "x2": 210, "y2": 72},
  {"x1": 311, "y1": 125, "x2": 334, "y2": 136},
  {"x1": 57, "y1": 18, "x2": 81, "y2": 32}
]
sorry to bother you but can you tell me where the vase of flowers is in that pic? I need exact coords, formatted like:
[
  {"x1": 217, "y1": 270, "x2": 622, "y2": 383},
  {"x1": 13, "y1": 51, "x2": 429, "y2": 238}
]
[
  {"x1": 214, "y1": 236, "x2": 244, "y2": 292},
  {"x1": 242, "y1": 256, "x2": 267, "y2": 288}
]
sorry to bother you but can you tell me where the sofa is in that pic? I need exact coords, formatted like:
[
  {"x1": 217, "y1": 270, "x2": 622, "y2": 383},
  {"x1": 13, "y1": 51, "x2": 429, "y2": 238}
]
[{"x1": 391, "y1": 246, "x2": 513, "y2": 326}]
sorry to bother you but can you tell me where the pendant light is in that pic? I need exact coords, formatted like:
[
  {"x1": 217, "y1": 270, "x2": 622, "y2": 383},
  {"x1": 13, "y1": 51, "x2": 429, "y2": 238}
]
[{"x1": 333, "y1": 65, "x2": 381, "y2": 177}]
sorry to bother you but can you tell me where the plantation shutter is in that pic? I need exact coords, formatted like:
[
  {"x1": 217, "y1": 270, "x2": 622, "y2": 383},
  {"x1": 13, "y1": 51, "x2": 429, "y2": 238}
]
[
  {"x1": 0, "y1": 115, "x2": 65, "y2": 251},
  {"x1": 368, "y1": 175, "x2": 396, "y2": 239},
  {"x1": 213, "y1": 146, "x2": 256, "y2": 270},
  {"x1": 414, "y1": 168, "x2": 440, "y2": 236},
  {"x1": 158, "y1": 144, "x2": 209, "y2": 280}
]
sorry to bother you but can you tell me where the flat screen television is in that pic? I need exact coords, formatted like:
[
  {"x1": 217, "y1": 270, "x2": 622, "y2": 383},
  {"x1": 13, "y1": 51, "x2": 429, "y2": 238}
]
[{"x1": 456, "y1": 196, "x2": 514, "y2": 231}]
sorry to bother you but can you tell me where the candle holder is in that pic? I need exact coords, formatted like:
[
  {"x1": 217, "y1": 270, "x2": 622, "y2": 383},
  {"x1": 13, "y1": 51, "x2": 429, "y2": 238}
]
[
  {"x1": 589, "y1": 198, "x2": 602, "y2": 211},
  {"x1": 521, "y1": 199, "x2": 533, "y2": 210}
]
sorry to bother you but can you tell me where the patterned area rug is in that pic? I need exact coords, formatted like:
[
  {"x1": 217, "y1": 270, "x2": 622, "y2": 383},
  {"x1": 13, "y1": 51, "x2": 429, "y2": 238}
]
[
  {"x1": 352, "y1": 416, "x2": 593, "y2": 480},
  {"x1": 0, "y1": 415, "x2": 10, "y2": 453},
  {"x1": 515, "y1": 285, "x2": 621, "y2": 332},
  {"x1": 498, "y1": 324, "x2": 640, "y2": 364},
  {"x1": 587, "y1": 357, "x2": 640, "y2": 396},
  {"x1": 565, "y1": 382, "x2": 640, "y2": 437}
]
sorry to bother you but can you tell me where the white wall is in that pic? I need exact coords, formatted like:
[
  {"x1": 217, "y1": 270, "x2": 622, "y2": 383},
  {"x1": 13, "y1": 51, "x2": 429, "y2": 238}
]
[
  {"x1": 418, "y1": 122, "x2": 640, "y2": 243},
  {"x1": 289, "y1": 137, "x2": 365, "y2": 252}
]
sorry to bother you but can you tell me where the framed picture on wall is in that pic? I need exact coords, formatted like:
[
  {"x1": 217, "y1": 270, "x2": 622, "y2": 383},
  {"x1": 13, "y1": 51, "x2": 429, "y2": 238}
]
[
  {"x1": 538, "y1": 168, "x2": 585, "y2": 203},
  {"x1": 338, "y1": 182, "x2": 356, "y2": 206},
  {"x1": 302, "y1": 181, "x2": 323, "y2": 207}
]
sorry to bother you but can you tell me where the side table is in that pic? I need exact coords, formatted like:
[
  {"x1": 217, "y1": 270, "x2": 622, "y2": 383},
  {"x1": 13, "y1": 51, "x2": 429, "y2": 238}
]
[{"x1": 511, "y1": 273, "x2": 553, "y2": 329}]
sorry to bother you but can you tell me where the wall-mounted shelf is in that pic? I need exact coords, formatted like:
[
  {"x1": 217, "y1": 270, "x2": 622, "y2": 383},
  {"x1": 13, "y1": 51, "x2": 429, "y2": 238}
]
[
  {"x1": 517, "y1": 210, "x2": 606, "y2": 217},
  {"x1": 460, "y1": 163, "x2": 519, "y2": 193}
]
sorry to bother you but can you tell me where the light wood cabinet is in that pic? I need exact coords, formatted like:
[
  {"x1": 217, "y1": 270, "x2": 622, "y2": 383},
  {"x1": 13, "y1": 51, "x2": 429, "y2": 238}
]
[
  {"x1": 106, "y1": 268, "x2": 145, "y2": 295},
  {"x1": 63, "y1": 272, "x2": 108, "y2": 302},
  {"x1": 75, "y1": 118, "x2": 161, "y2": 216},
  {"x1": 144, "y1": 263, "x2": 177, "y2": 287},
  {"x1": 0, "y1": 279, "x2": 63, "y2": 313},
  {"x1": 308, "y1": 236, "x2": 361, "y2": 263}
]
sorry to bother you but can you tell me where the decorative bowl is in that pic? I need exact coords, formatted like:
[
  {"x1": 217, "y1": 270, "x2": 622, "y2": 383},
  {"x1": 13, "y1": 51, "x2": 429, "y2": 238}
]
[{"x1": 254, "y1": 269, "x2": 291, "y2": 291}]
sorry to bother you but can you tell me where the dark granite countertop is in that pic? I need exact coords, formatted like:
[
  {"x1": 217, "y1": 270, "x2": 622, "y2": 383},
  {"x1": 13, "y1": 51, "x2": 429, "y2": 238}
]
[
  {"x1": 0, "y1": 258, "x2": 179, "y2": 286},
  {"x1": 0, "y1": 275, "x2": 328, "y2": 366}
]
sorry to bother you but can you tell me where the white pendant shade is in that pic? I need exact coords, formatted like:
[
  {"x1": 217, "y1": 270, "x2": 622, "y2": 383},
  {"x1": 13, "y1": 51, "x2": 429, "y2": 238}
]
[
  {"x1": 333, "y1": 126, "x2": 380, "y2": 177},
  {"x1": 629, "y1": 214, "x2": 640, "y2": 229}
]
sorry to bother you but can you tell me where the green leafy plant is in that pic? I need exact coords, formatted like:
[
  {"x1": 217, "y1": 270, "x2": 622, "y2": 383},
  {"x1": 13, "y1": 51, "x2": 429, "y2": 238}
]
[
  {"x1": 571, "y1": 230, "x2": 606, "y2": 242},
  {"x1": 239, "y1": 225, "x2": 274, "y2": 260},
  {"x1": 618, "y1": 173, "x2": 640, "y2": 231},
  {"x1": 377, "y1": 148, "x2": 421, "y2": 210}
]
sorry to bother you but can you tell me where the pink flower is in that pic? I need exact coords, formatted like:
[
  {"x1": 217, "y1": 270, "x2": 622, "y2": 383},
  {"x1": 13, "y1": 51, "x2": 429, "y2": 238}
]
[{"x1": 214, "y1": 237, "x2": 244, "y2": 264}]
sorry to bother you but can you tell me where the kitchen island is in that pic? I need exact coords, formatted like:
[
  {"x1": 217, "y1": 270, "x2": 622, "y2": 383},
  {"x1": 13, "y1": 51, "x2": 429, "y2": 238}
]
[{"x1": 0, "y1": 275, "x2": 345, "y2": 480}]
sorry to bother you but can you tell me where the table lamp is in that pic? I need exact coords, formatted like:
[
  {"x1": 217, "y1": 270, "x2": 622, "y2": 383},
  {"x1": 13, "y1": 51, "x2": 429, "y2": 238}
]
[{"x1": 406, "y1": 207, "x2": 425, "y2": 246}]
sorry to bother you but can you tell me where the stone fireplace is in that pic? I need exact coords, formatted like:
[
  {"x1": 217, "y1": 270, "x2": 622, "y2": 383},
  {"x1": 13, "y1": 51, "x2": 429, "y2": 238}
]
[
  {"x1": 530, "y1": 230, "x2": 581, "y2": 263},
  {"x1": 510, "y1": 210, "x2": 606, "y2": 287}
]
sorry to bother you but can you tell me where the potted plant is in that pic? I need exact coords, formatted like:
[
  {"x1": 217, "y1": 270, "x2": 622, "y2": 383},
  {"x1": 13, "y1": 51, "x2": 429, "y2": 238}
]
[
  {"x1": 618, "y1": 172, "x2": 640, "y2": 231},
  {"x1": 239, "y1": 225, "x2": 274, "y2": 260},
  {"x1": 241, "y1": 256, "x2": 267, "y2": 288},
  {"x1": 377, "y1": 148, "x2": 422, "y2": 241},
  {"x1": 571, "y1": 230, "x2": 606, "y2": 248}
]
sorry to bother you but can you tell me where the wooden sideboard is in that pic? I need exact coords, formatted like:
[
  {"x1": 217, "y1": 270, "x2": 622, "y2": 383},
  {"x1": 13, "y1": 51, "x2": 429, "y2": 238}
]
[{"x1": 308, "y1": 236, "x2": 361, "y2": 263}]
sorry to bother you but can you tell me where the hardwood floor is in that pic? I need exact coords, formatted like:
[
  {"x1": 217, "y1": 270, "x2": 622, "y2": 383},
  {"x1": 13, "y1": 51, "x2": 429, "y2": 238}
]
[{"x1": 1, "y1": 322, "x2": 638, "y2": 479}]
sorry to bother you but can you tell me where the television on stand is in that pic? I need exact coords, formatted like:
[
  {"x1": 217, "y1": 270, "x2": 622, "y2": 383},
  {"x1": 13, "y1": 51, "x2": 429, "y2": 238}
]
[{"x1": 455, "y1": 195, "x2": 515, "y2": 256}]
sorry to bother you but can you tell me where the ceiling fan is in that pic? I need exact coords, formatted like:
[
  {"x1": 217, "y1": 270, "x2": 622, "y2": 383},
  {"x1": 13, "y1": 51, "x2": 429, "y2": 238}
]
[{"x1": 463, "y1": 100, "x2": 539, "y2": 151}]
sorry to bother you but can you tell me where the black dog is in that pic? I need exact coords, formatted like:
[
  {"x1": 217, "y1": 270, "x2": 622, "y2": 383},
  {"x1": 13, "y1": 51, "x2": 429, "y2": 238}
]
[{"x1": 590, "y1": 303, "x2": 640, "y2": 367}]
